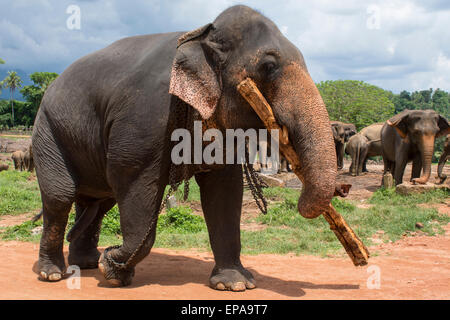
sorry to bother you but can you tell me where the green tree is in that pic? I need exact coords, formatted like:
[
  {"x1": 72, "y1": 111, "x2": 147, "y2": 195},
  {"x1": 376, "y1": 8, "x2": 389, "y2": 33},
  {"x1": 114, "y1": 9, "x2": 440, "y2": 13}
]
[
  {"x1": 316, "y1": 80, "x2": 395, "y2": 130},
  {"x1": 0, "y1": 58, "x2": 5, "y2": 64},
  {"x1": 21, "y1": 72, "x2": 58, "y2": 116},
  {"x1": 2, "y1": 71, "x2": 23, "y2": 127}
]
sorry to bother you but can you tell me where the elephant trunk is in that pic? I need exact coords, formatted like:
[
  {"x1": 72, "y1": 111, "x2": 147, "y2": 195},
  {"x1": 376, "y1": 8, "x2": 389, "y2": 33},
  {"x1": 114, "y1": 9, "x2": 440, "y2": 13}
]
[
  {"x1": 413, "y1": 135, "x2": 435, "y2": 184},
  {"x1": 272, "y1": 63, "x2": 337, "y2": 219}
]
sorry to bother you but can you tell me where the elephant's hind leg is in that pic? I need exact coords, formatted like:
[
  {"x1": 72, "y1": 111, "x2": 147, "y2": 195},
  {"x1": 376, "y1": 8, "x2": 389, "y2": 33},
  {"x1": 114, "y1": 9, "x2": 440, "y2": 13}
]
[
  {"x1": 68, "y1": 198, "x2": 116, "y2": 269},
  {"x1": 33, "y1": 119, "x2": 76, "y2": 282},
  {"x1": 195, "y1": 165, "x2": 256, "y2": 292}
]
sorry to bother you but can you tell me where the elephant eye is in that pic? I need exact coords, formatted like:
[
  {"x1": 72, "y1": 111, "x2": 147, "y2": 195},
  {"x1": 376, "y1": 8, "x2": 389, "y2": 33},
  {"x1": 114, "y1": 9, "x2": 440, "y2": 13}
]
[
  {"x1": 263, "y1": 61, "x2": 277, "y2": 73},
  {"x1": 260, "y1": 55, "x2": 279, "y2": 76}
]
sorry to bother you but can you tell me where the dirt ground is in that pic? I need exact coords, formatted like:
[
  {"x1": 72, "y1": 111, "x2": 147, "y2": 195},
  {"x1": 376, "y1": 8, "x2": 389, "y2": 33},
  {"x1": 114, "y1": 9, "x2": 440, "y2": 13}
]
[{"x1": 0, "y1": 134, "x2": 449, "y2": 299}]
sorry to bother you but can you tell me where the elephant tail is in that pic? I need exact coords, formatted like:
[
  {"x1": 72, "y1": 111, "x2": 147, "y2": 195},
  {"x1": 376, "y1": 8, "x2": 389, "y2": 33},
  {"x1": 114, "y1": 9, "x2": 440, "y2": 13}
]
[{"x1": 31, "y1": 210, "x2": 43, "y2": 223}]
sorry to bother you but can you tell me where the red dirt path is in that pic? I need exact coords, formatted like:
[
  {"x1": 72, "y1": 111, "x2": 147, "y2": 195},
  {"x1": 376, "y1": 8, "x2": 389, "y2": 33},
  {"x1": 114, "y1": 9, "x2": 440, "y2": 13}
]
[{"x1": 0, "y1": 222, "x2": 449, "y2": 300}]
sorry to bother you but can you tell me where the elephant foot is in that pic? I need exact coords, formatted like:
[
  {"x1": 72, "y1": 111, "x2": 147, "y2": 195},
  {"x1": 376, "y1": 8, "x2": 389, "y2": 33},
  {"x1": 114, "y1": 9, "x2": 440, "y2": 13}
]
[
  {"x1": 98, "y1": 248, "x2": 135, "y2": 287},
  {"x1": 38, "y1": 255, "x2": 66, "y2": 282},
  {"x1": 411, "y1": 177, "x2": 428, "y2": 185},
  {"x1": 68, "y1": 247, "x2": 101, "y2": 269},
  {"x1": 436, "y1": 175, "x2": 447, "y2": 185},
  {"x1": 209, "y1": 265, "x2": 256, "y2": 292}
]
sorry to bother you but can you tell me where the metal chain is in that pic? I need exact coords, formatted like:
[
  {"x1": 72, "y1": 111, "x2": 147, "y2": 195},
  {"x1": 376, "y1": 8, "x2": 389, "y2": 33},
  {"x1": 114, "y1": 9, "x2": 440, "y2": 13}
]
[{"x1": 243, "y1": 142, "x2": 268, "y2": 215}]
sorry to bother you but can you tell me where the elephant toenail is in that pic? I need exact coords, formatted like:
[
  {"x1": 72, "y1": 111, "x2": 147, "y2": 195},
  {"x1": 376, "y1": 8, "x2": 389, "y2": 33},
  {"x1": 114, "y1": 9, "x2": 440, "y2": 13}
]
[
  {"x1": 246, "y1": 281, "x2": 256, "y2": 289},
  {"x1": 48, "y1": 273, "x2": 62, "y2": 281},
  {"x1": 215, "y1": 282, "x2": 226, "y2": 290},
  {"x1": 40, "y1": 271, "x2": 48, "y2": 279},
  {"x1": 98, "y1": 262, "x2": 105, "y2": 274},
  {"x1": 107, "y1": 279, "x2": 123, "y2": 287},
  {"x1": 231, "y1": 282, "x2": 246, "y2": 291}
]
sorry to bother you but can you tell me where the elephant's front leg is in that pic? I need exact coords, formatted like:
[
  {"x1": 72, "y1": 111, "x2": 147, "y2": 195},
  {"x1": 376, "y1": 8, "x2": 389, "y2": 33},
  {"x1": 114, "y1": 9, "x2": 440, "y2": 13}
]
[{"x1": 195, "y1": 164, "x2": 256, "y2": 291}]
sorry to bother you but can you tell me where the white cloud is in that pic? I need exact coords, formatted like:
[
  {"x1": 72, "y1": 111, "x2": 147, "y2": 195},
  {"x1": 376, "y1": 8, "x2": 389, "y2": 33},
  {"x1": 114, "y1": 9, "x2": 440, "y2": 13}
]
[{"x1": 0, "y1": 0, "x2": 449, "y2": 93}]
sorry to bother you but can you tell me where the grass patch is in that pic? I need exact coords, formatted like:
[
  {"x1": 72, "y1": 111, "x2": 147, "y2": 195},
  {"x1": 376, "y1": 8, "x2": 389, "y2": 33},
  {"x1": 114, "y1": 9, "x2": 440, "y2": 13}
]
[
  {"x1": 0, "y1": 170, "x2": 41, "y2": 216},
  {"x1": 1, "y1": 172, "x2": 448, "y2": 257}
]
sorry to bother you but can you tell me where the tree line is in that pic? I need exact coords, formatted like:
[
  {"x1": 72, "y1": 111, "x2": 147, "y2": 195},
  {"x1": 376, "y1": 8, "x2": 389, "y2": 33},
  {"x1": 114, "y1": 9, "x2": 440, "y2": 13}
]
[{"x1": 0, "y1": 58, "x2": 448, "y2": 150}]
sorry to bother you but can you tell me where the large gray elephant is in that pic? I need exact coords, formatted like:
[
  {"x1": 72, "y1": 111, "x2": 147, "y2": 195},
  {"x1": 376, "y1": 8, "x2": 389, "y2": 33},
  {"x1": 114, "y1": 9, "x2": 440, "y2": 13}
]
[
  {"x1": 32, "y1": 6, "x2": 337, "y2": 290},
  {"x1": 331, "y1": 121, "x2": 357, "y2": 170},
  {"x1": 436, "y1": 134, "x2": 449, "y2": 184},
  {"x1": 381, "y1": 109, "x2": 449, "y2": 185}
]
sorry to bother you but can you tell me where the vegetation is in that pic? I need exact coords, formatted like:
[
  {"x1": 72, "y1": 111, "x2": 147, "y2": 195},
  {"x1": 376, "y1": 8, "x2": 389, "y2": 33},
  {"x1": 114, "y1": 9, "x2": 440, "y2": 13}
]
[
  {"x1": 317, "y1": 80, "x2": 449, "y2": 159},
  {"x1": 317, "y1": 80, "x2": 395, "y2": 131},
  {"x1": 0, "y1": 170, "x2": 41, "y2": 216},
  {"x1": 1, "y1": 172, "x2": 448, "y2": 257},
  {"x1": 1, "y1": 71, "x2": 23, "y2": 127},
  {"x1": 0, "y1": 72, "x2": 58, "y2": 128}
]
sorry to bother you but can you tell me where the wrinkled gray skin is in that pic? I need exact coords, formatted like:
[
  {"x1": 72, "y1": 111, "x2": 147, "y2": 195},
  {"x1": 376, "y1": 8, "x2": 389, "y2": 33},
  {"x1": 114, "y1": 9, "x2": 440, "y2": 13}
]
[
  {"x1": 436, "y1": 134, "x2": 449, "y2": 184},
  {"x1": 357, "y1": 123, "x2": 383, "y2": 172},
  {"x1": 11, "y1": 150, "x2": 25, "y2": 171},
  {"x1": 32, "y1": 6, "x2": 337, "y2": 290},
  {"x1": 381, "y1": 110, "x2": 449, "y2": 185},
  {"x1": 345, "y1": 134, "x2": 369, "y2": 176},
  {"x1": 331, "y1": 121, "x2": 356, "y2": 170}
]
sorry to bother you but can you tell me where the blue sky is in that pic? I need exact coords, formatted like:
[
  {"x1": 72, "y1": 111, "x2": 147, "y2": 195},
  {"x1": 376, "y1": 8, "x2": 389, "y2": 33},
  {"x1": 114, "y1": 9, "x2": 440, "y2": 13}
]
[{"x1": 1, "y1": 0, "x2": 450, "y2": 100}]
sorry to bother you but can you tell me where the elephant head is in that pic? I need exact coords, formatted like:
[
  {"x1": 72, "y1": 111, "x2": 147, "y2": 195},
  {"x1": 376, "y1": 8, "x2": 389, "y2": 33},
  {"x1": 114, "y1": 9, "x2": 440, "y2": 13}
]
[
  {"x1": 169, "y1": 5, "x2": 337, "y2": 219},
  {"x1": 331, "y1": 122, "x2": 346, "y2": 145},
  {"x1": 387, "y1": 109, "x2": 450, "y2": 184}
]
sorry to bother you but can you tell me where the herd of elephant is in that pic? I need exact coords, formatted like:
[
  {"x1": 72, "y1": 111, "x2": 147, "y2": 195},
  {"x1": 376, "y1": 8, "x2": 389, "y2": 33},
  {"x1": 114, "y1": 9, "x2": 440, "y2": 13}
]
[
  {"x1": 254, "y1": 109, "x2": 449, "y2": 186},
  {"x1": 0, "y1": 145, "x2": 34, "y2": 173},
  {"x1": 331, "y1": 110, "x2": 449, "y2": 185}
]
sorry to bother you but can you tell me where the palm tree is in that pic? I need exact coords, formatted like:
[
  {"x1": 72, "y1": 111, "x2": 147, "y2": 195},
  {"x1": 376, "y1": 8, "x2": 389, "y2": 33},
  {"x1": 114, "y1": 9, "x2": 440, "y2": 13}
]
[
  {"x1": 2, "y1": 71, "x2": 23, "y2": 127},
  {"x1": 0, "y1": 58, "x2": 5, "y2": 64}
]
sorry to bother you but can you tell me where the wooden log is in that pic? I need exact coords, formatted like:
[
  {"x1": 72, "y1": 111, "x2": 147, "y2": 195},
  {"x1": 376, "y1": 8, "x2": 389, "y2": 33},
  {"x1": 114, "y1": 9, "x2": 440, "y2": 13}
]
[{"x1": 237, "y1": 78, "x2": 370, "y2": 266}]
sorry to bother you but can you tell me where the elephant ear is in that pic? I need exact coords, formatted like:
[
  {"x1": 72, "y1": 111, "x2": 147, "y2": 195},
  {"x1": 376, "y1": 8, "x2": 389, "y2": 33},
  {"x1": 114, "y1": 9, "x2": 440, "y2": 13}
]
[
  {"x1": 169, "y1": 24, "x2": 222, "y2": 120},
  {"x1": 437, "y1": 115, "x2": 450, "y2": 138},
  {"x1": 387, "y1": 110, "x2": 409, "y2": 139},
  {"x1": 330, "y1": 123, "x2": 339, "y2": 139}
]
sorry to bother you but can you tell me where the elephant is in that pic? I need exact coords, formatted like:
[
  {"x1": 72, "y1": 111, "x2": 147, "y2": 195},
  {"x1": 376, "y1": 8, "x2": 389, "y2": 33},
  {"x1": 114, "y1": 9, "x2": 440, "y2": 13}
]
[
  {"x1": 331, "y1": 121, "x2": 357, "y2": 170},
  {"x1": 11, "y1": 150, "x2": 25, "y2": 171},
  {"x1": 356, "y1": 122, "x2": 383, "y2": 173},
  {"x1": 436, "y1": 134, "x2": 449, "y2": 184},
  {"x1": 345, "y1": 134, "x2": 369, "y2": 176},
  {"x1": 381, "y1": 109, "x2": 450, "y2": 185},
  {"x1": 32, "y1": 6, "x2": 338, "y2": 290},
  {"x1": 23, "y1": 145, "x2": 34, "y2": 172},
  {"x1": 0, "y1": 163, "x2": 8, "y2": 172}
]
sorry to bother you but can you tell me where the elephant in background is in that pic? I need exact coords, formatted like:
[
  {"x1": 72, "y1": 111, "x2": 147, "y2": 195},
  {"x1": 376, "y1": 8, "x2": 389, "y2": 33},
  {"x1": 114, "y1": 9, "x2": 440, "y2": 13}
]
[
  {"x1": 331, "y1": 121, "x2": 357, "y2": 170},
  {"x1": 24, "y1": 145, "x2": 34, "y2": 172},
  {"x1": 381, "y1": 109, "x2": 450, "y2": 185},
  {"x1": 0, "y1": 163, "x2": 8, "y2": 172},
  {"x1": 11, "y1": 150, "x2": 25, "y2": 171},
  {"x1": 345, "y1": 134, "x2": 369, "y2": 176},
  {"x1": 357, "y1": 123, "x2": 383, "y2": 172},
  {"x1": 32, "y1": 6, "x2": 337, "y2": 290},
  {"x1": 436, "y1": 134, "x2": 449, "y2": 184}
]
